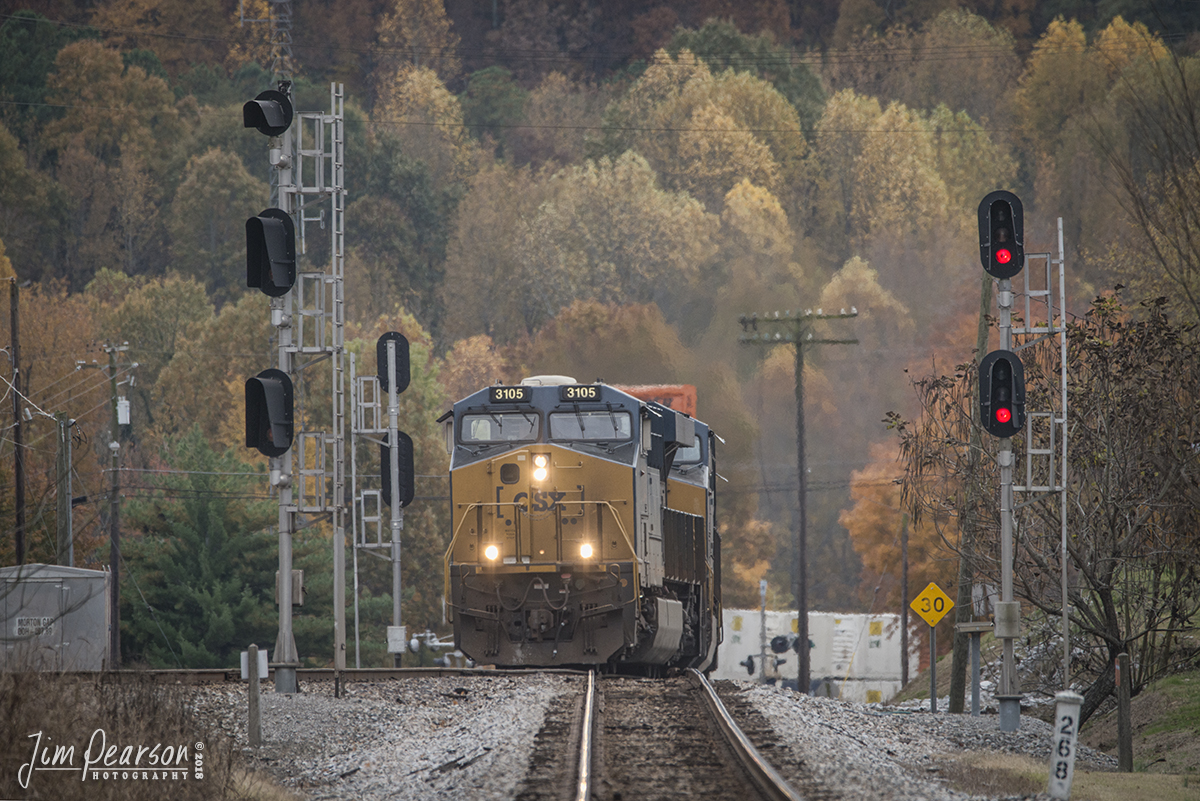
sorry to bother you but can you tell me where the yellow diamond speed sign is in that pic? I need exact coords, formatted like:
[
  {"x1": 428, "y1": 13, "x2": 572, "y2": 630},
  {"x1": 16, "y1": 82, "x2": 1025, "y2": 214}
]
[{"x1": 910, "y1": 582, "x2": 954, "y2": 627}]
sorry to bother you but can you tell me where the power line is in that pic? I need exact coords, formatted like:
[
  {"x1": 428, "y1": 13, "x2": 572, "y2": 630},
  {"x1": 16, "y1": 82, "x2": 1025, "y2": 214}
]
[
  {"x1": 0, "y1": 11, "x2": 1176, "y2": 72},
  {"x1": 0, "y1": 98, "x2": 1015, "y2": 137}
]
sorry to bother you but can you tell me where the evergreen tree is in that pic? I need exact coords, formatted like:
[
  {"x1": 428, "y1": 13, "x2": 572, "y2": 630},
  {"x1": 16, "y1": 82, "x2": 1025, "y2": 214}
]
[{"x1": 120, "y1": 427, "x2": 278, "y2": 668}]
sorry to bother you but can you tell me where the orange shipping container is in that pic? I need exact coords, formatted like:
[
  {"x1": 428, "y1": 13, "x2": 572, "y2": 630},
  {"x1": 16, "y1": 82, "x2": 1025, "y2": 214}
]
[{"x1": 613, "y1": 384, "x2": 697, "y2": 417}]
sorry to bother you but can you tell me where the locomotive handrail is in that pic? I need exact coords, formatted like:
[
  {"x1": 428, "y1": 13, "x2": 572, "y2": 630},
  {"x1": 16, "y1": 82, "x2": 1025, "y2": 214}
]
[{"x1": 443, "y1": 500, "x2": 642, "y2": 613}]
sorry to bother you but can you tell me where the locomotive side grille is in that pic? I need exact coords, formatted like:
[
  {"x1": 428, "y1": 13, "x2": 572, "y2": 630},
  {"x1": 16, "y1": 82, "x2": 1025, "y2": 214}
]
[{"x1": 663, "y1": 509, "x2": 704, "y2": 583}]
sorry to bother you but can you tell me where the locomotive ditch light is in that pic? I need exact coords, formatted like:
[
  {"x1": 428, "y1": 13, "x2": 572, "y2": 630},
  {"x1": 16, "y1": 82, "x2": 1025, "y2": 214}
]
[
  {"x1": 484, "y1": 544, "x2": 500, "y2": 561},
  {"x1": 579, "y1": 543, "x2": 594, "y2": 559}
]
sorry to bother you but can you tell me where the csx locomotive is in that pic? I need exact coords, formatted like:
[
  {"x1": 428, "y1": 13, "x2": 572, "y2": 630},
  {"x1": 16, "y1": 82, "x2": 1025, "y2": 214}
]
[{"x1": 441, "y1": 377, "x2": 721, "y2": 672}]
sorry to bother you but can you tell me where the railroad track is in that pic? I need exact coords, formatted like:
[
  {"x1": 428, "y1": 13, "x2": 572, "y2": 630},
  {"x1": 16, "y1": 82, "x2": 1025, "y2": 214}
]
[{"x1": 516, "y1": 669, "x2": 832, "y2": 801}]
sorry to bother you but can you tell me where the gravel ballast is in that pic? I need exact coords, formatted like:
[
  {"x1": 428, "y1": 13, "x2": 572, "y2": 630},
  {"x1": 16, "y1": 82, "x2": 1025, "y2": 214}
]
[{"x1": 191, "y1": 674, "x2": 1116, "y2": 800}]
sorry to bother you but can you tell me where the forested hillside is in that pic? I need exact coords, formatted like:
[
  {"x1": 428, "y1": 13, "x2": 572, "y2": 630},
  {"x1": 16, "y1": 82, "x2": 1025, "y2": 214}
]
[{"x1": 2, "y1": 0, "x2": 1197, "y2": 673}]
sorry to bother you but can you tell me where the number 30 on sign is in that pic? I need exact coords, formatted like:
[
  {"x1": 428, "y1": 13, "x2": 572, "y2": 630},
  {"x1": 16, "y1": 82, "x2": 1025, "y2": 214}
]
[{"x1": 910, "y1": 582, "x2": 954, "y2": 628}]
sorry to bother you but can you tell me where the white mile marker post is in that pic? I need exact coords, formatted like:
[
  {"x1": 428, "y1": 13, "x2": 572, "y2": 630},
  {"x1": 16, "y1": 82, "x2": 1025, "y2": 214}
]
[{"x1": 1048, "y1": 690, "x2": 1083, "y2": 799}]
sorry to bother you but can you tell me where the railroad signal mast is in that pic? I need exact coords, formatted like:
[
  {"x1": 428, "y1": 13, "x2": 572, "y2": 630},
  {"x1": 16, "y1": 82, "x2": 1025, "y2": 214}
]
[
  {"x1": 348, "y1": 333, "x2": 416, "y2": 668},
  {"x1": 976, "y1": 190, "x2": 1026, "y2": 731},
  {"x1": 243, "y1": 82, "x2": 348, "y2": 691},
  {"x1": 975, "y1": 191, "x2": 1070, "y2": 731}
]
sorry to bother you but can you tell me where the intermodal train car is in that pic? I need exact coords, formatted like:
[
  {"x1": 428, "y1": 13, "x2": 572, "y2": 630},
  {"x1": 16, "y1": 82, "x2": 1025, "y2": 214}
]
[{"x1": 440, "y1": 376, "x2": 720, "y2": 673}]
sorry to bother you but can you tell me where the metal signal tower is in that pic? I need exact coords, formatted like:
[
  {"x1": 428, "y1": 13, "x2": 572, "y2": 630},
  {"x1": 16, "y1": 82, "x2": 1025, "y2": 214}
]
[
  {"x1": 252, "y1": 83, "x2": 348, "y2": 690},
  {"x1": 1011, "y1": 220, "x2": 1070, "y2": 690}
]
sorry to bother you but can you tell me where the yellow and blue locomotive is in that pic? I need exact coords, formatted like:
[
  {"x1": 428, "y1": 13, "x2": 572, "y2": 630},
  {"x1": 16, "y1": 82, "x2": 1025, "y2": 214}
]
[{"x1": 441, "y1": 377, "x2": 721, "y2": 672}]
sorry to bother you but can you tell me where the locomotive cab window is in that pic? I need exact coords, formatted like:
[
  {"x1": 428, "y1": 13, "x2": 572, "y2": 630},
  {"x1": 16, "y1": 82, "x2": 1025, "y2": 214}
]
[
  {"x1": 675, "y1": 434, "x2": 703, "y2": 464},
  {"x1": 461, "y1": 413, "x2": 539, "y2": 443},
  {"x1": 549, "y1": 410, "x2": 632, "y2": 441}
]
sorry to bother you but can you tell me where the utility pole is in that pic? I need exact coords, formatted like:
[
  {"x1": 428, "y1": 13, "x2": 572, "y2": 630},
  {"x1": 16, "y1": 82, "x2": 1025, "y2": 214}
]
[
  {"x1": 56, "y1": 413, "x2": 73, "y2": 566},
  {"x1": 949, "y1": 271, "x2": 994, "y2": 713},
  {"x1": 78, "y1": 344, "x2": 133, "y2": 666},
  {"x1": 107, "y1": 343, "x2": 128, "y2": 667},
  {"x1": 739, "y1": 308, "x2": 858, "y2": 693},
  {"x1": 900, "y1": 512, "x2": 909, "y2": 687},
  {"x1": 9, "y1": 278, "x2": 25, "y2": 564}
]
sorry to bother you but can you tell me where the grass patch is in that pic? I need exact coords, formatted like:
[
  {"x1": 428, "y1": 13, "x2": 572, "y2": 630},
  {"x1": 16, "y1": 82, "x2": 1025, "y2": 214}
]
[
  {"x1": 940, "y1": 753, "x2": 1200, "y2": 801},
  {"x1": 0, "y1": 672, "x2": 290, "y2": 800},
  {"x1": 1142, "y1": 673, "x2": 1200, "y2": 738}
]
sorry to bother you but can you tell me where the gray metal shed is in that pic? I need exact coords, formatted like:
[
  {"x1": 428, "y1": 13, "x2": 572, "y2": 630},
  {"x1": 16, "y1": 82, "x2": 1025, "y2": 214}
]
[{"x1": 1, "y1": 564, "x2": 111, "y2": 671}]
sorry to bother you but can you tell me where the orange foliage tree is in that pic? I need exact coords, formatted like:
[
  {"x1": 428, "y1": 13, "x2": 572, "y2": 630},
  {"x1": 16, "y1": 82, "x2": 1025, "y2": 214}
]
[{"x1": 841, "y1": 439, "x2": 960, "y2": 655}]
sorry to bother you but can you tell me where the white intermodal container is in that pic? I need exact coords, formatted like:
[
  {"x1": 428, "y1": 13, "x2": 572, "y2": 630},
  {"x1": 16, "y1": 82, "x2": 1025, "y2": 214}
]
[{"x1": 714, "y1": 609, "x2": 921, "y2": 702}]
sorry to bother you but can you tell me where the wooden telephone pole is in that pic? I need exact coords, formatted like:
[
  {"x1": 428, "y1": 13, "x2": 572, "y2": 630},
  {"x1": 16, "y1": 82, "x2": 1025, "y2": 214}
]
[{"x1": 739, "y1": 308, "x2": 857, "y2": 693}]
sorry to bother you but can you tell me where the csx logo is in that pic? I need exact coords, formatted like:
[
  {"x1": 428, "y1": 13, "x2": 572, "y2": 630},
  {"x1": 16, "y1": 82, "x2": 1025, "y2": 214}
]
[{"x1": 514, "y1": 490, "x2": 566, "y2": 512}]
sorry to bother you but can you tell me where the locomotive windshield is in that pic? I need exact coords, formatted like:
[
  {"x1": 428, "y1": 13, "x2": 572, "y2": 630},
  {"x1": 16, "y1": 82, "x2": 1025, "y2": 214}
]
[
  {"x1": 461, "y1": 413, "x2": 539, "y2": 443},
  {"x1": 675, "y1": 434, "x2": 702, "y2": 463},
  {"x1": 549, "y1": 410, "x2": 632, "y2": 441}
]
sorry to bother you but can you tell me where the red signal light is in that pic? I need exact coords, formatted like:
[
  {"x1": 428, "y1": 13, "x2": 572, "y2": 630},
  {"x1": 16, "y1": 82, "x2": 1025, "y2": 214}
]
[
  {"x1": 995, "y1": 407, "x2": 1012, "y2": 424},
  {"x1": 995, "y1": 248, "x2": 1012, "y2": 265}
]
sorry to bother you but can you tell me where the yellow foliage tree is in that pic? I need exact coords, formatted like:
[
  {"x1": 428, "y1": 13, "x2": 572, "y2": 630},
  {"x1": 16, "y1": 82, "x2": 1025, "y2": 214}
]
[
  {"x1": 373, "y1": 66, "x2": 474, "y2": 188},
  {"x1": 44, "y1": 40, "x2": 182, "y2": 168},
  {"x1": 375, "y1": 0, "x2": 461, "y2": 83},
  {"x1": 521, "y1": 151, "x2": 716, "y2": 309},
  {"x1": 90, "y1": 0, "x2": 230, "y2": 76},
  {"x1": 602, "y1": 49, "x2": 806, "y2": 211},
  {"x1": 0, "y1": 239, "x2": 13, "y2": 280},
  {"x1": 439, "y1": 335, "x2": 513, "y2": 404},
  {"x1": 441, "y1": 162, "x2": 551, "y2": 342}
]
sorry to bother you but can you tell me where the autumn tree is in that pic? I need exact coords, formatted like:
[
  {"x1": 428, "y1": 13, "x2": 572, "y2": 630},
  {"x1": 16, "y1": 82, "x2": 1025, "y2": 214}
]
[
  {"x1": 167, "y1": 148, "x2": 268, "y2": 305},
  {"x1": 508, "y1": 72, "x2": 610, "y2": 168},
  {"x1": 375, "y1": 0, "x2": 462, "y2": 85},
  {"x1": 485, "y1": 0, "x2": 596, "y2": 83},
  {"x1": 439, "y1": 334, "x2": 514, "y2": 403},
  {"x1": 0, "y1": 283, "x2": 108, "y2": 567},
  {"x1": 667, "y1": 19, "x2": 825, "y2": 131},
  {"x1": 153, "y1": 294, "x2": 271, "y2": 450},
  {"x1": 0, "y1": 122, "x2": 55, "y2": 281},
  {"x1": 90, "y1": 0, "x2": 231, "y2": 77},
  {"x1": 43, "y1": 39, "x2": 182, "y2": 170},
  {"x1": 373, "y1": 66, "x2": 475, "y2": 190},
  {"x1": 596, "y1": 49, "x2": 808, "y2": 212},
  {"x1": 824, "y1": 11, "x2": 1019, "y2": 128},
  {"x1": 893, "y1": 292, "x2": 1200, "y2": 725},
  {"x1": 347, "y1": 124, "x2": 461, "y2": 330},
  {"x1": 520, "y1": 151, "x2": 716, "y2": 311},
  {"x1": 1086, "y1": 25, "x2": 1200, "y2": 323},
  {"x1": 459, "y1": 66, "x2": 527, "y2": 156},
  {"x1": 86, "y1": 270, "x2": 213, "y2": 441},
  {"x1": 841, "y1": 440, "x2": 958, "y2": 642},
  {"x1": 0, "y1": 11, "x2": 99, "y2": 148}
]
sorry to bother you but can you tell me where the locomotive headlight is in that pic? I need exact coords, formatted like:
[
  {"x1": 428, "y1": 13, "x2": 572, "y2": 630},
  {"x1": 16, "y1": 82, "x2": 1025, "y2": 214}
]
[
  {"x1": 484, "y1": 544, "x2": 499, "y2": 561},
  {"x1": 532, "y1": 454, "x2": 549, "y2": 482},
  {"x1": 579, "y1": 543, "x2": 593, "y2": 559}
]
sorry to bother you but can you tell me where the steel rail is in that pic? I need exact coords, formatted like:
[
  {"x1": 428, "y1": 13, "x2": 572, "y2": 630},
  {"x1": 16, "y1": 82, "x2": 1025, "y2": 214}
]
[
  {"x1": 574, "y1": 669, "x2": 596, "y2": 801},
  {"x1": 686, "y1": 668, "x2": 805, "y2": 801}
]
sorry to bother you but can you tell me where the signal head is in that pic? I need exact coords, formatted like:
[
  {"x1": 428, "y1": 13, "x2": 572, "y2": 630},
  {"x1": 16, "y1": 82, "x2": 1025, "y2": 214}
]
[
  {"x1": 978, "y1": 190, "x2": 1025, "y2": 279},
  {"x1": 243, "y1": 89, "x2": 293, "y2": 136},
  {"x1": 978, "y1": 349, "x2": 1026, "y2": 438}
]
